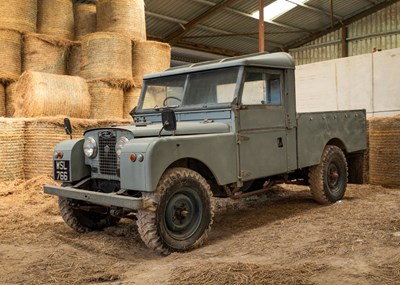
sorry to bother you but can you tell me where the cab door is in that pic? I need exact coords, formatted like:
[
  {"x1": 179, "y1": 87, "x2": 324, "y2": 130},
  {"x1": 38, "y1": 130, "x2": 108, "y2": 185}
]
[{"x1": 237, "y1": 68, "x2": 288, "y2": 182}]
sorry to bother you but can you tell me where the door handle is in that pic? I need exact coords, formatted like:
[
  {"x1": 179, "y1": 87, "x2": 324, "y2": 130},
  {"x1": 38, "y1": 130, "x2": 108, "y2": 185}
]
[{"x1": 277, "y1": 137, "x2": 283, "y2": 148}]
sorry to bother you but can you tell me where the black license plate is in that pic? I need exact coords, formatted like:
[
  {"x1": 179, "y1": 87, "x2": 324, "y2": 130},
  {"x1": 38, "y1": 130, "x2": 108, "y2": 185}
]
[{"x1": 54, "y1": 160, "x2": 70, "y2": 181}]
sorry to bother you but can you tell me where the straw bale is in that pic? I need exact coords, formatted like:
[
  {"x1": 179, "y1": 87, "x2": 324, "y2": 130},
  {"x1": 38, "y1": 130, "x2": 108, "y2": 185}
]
[
  {"x1": 37, "y1": 0, "x2": 74, "y2": 40},
  {"x1": 24, "y1": 117, "x2": 130, "y2": 179},
  {"x1": 88, "y1": 81, "x2": 124, "y2": 119},
  {"x1": 0, "y1": 0, "x2": 37, "y2": 33},
  {"x1": 74, "y1": 3, "x2": 96, "y2": 40},
  {"x1": 6, "y1": 82, "x2": 17, "y2": 117},
  {"x1": 132, "y1": 41, "x2": 171, "y2": 86},
  {"x1": 80, "y1": 33, "x2": 133, "y2": 86},
  {"x1": 67, "y1": 42, "x2": 81, "y2": 76},
  {"x1": 0, "y1": 84, "x2": 5, "y2": 117},
  {"x1": 0, "y1": 119, "x2": 25, "y2": 180},
  {"x1": 23, "y1": 33, "x2": 72, "y2": 75},
  {"x1": 369, "y1": 116, "x2": 400, "y2": 186},
  {"x1": 96, "y1": 0, "x2": 146, "y2": 40},
  {"x1": 0, "y1": 29, "x2": 22, "y2": 83},
  {"x1": 13, "y1": 72, "x2": 91, "y2": 118},
  {"x1": 124, "y1": 87, "x2": 141, "y2": 119}
]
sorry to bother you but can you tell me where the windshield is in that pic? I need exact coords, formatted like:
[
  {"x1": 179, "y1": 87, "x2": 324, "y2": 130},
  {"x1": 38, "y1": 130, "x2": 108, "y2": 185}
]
[{"x1": 140, "y1": 67, "x2": 240, "y2": 110}]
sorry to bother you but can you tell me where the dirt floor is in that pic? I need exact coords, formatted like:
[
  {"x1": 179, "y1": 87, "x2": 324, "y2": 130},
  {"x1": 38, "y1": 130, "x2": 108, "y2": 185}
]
[{"x1": 0, "y1": 176, "x2": 399, "y2": 285}]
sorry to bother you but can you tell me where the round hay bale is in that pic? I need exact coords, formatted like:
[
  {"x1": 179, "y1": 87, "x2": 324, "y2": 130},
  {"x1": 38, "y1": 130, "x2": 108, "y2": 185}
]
[
  {"x1": 67, "y1": 42, "x2": 81, "y2": 76},
  {"x1": 74, "y1": 3, "x2": 96, "y2": 40},
  {"x1": 0, "y1": 119, "x2": 25, "y2": 180},
  {"x1": 80, "y1": 33, "x2": 133, "y2": 86},
  {"x1": 0, "y1": 29, "x2": 22, "y2": 83},
  {"x1": 5, "y1": 82, "x2": 17, "y2": 117},
  {"x1": 369, "y1": 116, "x2": 400, "y2": 187},
  {"x1": 0, "y1": 84, "x2": 5, "y2": 117},
  {"x1": 96, "y1": 0, "x2": 146, "y2": 40},
  {"x1": 13, "y1": 72, "x2": 91, "y2": 118},
  {"x1": 23, "y1": 33, "x2": 72, "y2": 75},
  {"x1": 37, "y1": 0, "x2": 74, "y2": 40},
  {"x1": 132, "y1": 41, "x2": 171, "y2": 86},
  {"x1": 0, "y1": 0, "x2": 37, "y2": 33},
  {"x1": 124, "y1": 87, "x2": 141, "y2": 119},
  {"x1": 88, "y1": 81, "x2": 123, "y2": 119}
]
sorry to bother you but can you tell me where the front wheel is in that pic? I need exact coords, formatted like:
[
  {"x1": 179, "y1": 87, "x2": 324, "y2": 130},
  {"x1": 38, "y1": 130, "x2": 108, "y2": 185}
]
[
  {"x1": 137, "y1": 167, "x2": 214, "y2": 255},
  {"x1": 59, "y1": 197, "x2": 119, "y2": 233},
  {"x1": 309, "y1": 145, "x2": 348, "y2": 204}
]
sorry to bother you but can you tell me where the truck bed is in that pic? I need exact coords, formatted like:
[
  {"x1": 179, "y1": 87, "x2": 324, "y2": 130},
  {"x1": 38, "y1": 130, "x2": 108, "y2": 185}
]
[{"x1": 296, "y1": 110, "x2": 367, "y2": 169}]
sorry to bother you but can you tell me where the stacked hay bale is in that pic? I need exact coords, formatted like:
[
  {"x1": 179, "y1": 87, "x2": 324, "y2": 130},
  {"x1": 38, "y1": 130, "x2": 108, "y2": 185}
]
[
  {"x1": 0, "y1": 84, "x2": 5, "y2": 117},
  {"x1": 96, "y1": 0, "x2": 146, "y2": 40},
  {"x1": 80, "y1": 32, "x2": 132, "y2": 119},
  {"x1": 37, "y1": 0, "x2": 74, "y2": 40},
  {"x1": 74, "y1": 3, "x2": 96, "y2": 40},
  {"x1": 13, "y1": 72, "x2": 91, "y2": 118},
  {"x1": 0, "y1": 1, "x2": 36, "y2": 119},
  {"x1": 0, "y1": 0, "x2": 173, "y2": 180},
  {"x1": 5, "y1": 83, "x2": 17, "y2": 117},
  {"x1": 369, "y1": 115, "x2": 400, "y2": 187},
  {"x1": 128, "y1": 40, "x2": 171, "y2": 118},
  {"x1": 0, "y1": 119, "x2": 26, "y2": 180},
  {"x1": 23, "y1": 34, "x2": 71, "y2": 75},
  {"x1": 0, "y1": 29, "x2": 23, "y2": 84},
  {"x1": 88, "y1": 81, "x2": 124, "y2": 119},
  {"x1": 0, "y1": 0, "x2": 37, "y2": 33}
]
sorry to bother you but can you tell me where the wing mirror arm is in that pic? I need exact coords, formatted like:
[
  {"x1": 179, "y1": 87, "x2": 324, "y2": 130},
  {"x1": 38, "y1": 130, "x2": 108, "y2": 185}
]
[{"x1": 64, "y1": 118, "x2": 73, "y2": 139}]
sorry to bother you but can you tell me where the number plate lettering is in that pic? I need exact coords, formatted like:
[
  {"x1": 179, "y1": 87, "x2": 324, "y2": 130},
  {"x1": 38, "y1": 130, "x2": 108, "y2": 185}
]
[{"x1": 54, "y1": 160, "x2": 70, "y2": 181}]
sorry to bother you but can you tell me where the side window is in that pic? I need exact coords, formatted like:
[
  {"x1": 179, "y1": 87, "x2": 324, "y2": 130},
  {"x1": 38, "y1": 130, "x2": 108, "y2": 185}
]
[{"x1": 241, "y1": 71, "x2": 282, "y2": 105}]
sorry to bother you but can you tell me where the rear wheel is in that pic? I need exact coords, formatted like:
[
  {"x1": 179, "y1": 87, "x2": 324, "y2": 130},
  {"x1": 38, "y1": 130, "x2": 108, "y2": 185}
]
[
  {"x1": 309, "y1": 145, "x2": 348, "y2": 204},
  {"x1": 137, "y1": 167, "x2": 214, "y2": 255}
]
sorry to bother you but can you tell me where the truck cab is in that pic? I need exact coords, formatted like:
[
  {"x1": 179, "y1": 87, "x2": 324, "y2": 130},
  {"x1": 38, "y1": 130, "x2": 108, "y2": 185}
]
[{"x1": 45, "y1": 52, "x2": 366, "y2": 255}]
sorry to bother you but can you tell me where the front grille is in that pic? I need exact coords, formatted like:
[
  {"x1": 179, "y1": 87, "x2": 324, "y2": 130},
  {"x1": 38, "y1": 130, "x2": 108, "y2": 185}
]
[{"x1": 98, "y1": 130, "x2": 117, "y2": 176}]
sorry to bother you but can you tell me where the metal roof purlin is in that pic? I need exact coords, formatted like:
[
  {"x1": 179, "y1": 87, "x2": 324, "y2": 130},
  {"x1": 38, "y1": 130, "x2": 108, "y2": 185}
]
[
  {"x1": 146, "y1": 11, "x2": 284, "y2": 48},
  {"x1": 192, "y1": 0, "x2": 311, "y2": 32},
  {"x1": 164, "y1": 0, "x2": 239, "y2": 43},
  {"x1": 285, "y1": 0, "x2": 343, "y2": 20},
  {"x1": 284, "y1": 0, "x2": 399, "y2": 50}
]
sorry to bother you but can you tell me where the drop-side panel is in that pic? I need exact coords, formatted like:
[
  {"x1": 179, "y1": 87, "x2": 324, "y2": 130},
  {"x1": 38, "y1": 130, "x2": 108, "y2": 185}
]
[{"x1": 297, "y1": 110, "x2": 367, "y2": 169}]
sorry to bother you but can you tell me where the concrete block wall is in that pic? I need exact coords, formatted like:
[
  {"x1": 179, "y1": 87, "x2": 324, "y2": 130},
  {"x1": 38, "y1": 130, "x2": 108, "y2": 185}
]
[{"x1": 295, "y1": 48, "x2": 400, "y2": 118}]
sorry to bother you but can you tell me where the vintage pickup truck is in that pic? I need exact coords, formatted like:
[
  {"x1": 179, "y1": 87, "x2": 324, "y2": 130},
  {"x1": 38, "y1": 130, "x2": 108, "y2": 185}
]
[{"x1": 44, "y1": 52, "x2": 367, "y2": 255}]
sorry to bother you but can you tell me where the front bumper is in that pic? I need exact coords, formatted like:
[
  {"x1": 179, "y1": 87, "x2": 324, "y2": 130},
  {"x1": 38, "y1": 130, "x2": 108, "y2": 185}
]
[{"x1": 44, "y1": 185, "x2": 145, "y2": 210}]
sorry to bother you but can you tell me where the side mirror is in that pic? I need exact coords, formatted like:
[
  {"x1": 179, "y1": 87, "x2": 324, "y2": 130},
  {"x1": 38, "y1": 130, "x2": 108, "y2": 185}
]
[
  {"x1": 161, "y1": 108, "x2": 177, "y2": 131},
  {"x1": 64, "y1": 118, "x2": 73, "y2": 139}
]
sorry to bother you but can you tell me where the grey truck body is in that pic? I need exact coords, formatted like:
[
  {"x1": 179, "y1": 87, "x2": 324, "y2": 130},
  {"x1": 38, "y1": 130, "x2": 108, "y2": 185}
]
[{"x1": 44, "y1": 52, "x2": 367, "y2": 210}]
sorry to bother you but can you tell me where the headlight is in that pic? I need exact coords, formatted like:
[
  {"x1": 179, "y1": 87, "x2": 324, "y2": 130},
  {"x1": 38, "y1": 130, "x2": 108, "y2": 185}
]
[
  {"x1": 116, "y1": 136, "x2": 129, "y2": 157},
  {"x1": 83, "y1": 137, "x2": 97, "y2": 158}
]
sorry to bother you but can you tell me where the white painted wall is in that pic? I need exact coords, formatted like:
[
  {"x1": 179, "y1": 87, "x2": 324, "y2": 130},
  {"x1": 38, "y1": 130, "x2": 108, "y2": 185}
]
[{"x1": 295, "y1": 48, "x2": 400, "y2": 118}]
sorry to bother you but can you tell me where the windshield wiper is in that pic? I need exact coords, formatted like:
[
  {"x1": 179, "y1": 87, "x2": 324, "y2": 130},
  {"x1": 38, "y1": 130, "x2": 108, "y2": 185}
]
[{"x1": 153, "y1": 105, "x2": 180, "y2": 111}]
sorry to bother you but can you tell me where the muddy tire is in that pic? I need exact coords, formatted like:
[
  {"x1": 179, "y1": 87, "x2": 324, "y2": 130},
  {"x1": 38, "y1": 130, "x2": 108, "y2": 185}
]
[
  {"x1": 137, "y1": 167, "x2": 214, "y2": 255},
  {"x1": 59, "y1": 197, "x2": 119, "y2": 233},
  {"x1": 309, "y1": 145, "x2": 348, "y2": 204}
]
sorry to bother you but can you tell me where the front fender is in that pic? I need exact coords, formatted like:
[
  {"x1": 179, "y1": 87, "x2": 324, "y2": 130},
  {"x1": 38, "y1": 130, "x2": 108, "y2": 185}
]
[
  {"x1": 120, "y1": 133, "x2": 237, "y2": 192},
  {"x1": 53, "y1": 139, "x2": 90, "y2": 183}
]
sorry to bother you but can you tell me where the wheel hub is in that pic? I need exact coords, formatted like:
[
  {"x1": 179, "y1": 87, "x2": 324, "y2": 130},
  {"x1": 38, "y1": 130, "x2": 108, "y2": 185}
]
[{"x1": 328, "y1": 163, "x2": 340, "y2": 187}]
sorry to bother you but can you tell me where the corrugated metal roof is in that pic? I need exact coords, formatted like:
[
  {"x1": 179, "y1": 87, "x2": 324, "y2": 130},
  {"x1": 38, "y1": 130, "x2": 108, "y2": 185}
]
[
  {"x1": 143, "y1": 0, "x2": 390, "y2": 57},
  {"x1": 74, "y1": 0, "x2": 394, "y2": 59}
]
